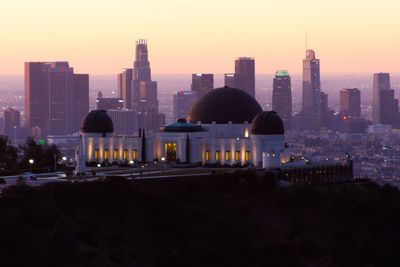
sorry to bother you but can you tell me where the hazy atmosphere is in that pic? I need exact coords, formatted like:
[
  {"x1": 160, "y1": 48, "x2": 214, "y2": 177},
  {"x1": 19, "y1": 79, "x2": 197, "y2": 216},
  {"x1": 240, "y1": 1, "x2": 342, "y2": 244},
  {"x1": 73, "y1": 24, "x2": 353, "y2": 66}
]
[{"x1": 1, "y1": 0, "x2": 399, "y2": 75}]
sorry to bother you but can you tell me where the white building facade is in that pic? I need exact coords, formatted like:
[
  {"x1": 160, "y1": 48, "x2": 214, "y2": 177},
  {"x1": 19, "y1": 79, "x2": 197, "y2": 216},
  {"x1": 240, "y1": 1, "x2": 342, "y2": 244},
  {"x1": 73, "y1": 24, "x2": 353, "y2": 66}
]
[{"x1": 80, "y1": 87, "x2": 287, "y2": 169}]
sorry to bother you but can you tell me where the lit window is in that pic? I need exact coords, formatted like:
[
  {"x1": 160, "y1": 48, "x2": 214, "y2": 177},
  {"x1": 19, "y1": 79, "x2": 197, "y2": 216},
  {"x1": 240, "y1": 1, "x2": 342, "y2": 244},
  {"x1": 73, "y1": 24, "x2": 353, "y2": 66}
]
[
  {"x1": 123, "y1": 149, "x2": 128, "y2": 160},
  {"x1": 235, "y1": 151, "x2": 240, "y2": 161},
  {"x1": 132, "y1": 149, "x2": 138, "y2": 160},
  {"x1": 215, "y1": 150, "x2": 220, "y2": 161},
  {"x1": 225, "y1": 151, "x2": 231, "y2": 161},
  {"x1": 104, "y1": 149, "x2": 109, "y2": 160},
  {"x1": 113, "y1": 149, "x2": 118, "y2": 159},
  {"x1": 244, "y1": 128, "x2": 249, "y2": 138},
  {"x1": 94, "y1": 149, "x2": 99, "y2": 160},
  {"x1": 245, "y1": 151, "x2": 250, "y2": 161},
  {"x1": 205, "y1": 150, "x2": 210, "y2": 161}
]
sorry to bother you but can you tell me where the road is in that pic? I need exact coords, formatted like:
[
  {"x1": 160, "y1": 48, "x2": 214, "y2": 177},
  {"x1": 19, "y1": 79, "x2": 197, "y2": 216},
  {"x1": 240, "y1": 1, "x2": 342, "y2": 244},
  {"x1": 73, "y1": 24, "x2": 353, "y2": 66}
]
[
  {"x1": 0, "y1": 166, "x2": 238, "y2": 192},
  {"x1": 0, "y1": 172, "x2": 65, "y2": 191}
]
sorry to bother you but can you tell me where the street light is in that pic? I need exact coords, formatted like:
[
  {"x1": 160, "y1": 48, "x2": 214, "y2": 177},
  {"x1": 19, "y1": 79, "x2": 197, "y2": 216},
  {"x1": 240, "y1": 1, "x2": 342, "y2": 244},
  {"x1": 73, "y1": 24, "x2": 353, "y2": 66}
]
[
  {"x1": 161, "y1": 157, "x2": 166, "y2": 174},
  {"x1": 62, "y1": 156, "x2": 67, "y2": 161},
  {"x1": 129, "y1": 160, "x2": 134, "y2": 179},
  {"x1": 29, "y1": 159, "x2": 34, "y2": 172},
  {"x1": 97, "y1": 163, "x2": 101, "y2": 168}
]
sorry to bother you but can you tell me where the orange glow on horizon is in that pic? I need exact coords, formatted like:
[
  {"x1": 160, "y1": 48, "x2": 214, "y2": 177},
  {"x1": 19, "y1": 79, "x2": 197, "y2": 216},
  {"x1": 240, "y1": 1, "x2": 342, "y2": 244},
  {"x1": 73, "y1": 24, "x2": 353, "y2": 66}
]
[{"x1": 1, "y1": 0, "x2": 400, "y2": 75}]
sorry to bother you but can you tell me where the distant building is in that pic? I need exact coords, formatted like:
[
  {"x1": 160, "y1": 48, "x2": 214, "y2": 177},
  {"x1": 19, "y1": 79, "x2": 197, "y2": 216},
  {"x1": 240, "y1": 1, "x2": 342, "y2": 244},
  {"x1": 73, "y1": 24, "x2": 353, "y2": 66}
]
[
  {"x1": 138, "y1": 81, "x2": 158, "y2": 112},
  {"x1": 372, "y1": 73, "x2": 399, "y2": 126},
  {"x1": 339, "y1": 116, "x2": 369, "y2": 134},
  {"x1": 73, "y1": 74, "x2": 89, "y2": 131},
  {"x1": 31, "y1": 126, "x2": 42, "y2": 141},
  {"x1": 173, "y1": 91, "x2": 197, "y2": 121},
  {"x1": 224, "y1": 73, "x2": 243, "y2": 89},
  {"x1": 320, "y1": 92, "x2": 333, "y2": 128},
  {"x1": 301, "y1": 50, "x2": 321, "y2": 130},
  {"x1": 96, "y1": 92, "x2": 123, "y2": 110},
  {"x1": 24, "y1": 61, "x2": 89, "y2": 136},
  {"x1": 3, "y1": 108, "x2": 21, "y2": 139},
  {"x1": 133, "y1": 40, "x2": 151, "y2": 82},
  {"x1": 132, "y1": 40, "x2": 164, "y2": 133},
  {"x1": 340, "y1": 88, "x2": 361, "y2": 117},
  {"x1": 368, "y1": 124, "x2": 392, "y2": 134},
  {"x1": 234, "y1": 57, "x2": 255, "y2": 97},
  {"x1": 191, "y1": 74, "x2": 213, "y2": 99},
  {"x1": 107, "y1": 109, "x2": 138, "y2": 135},
  {"x1": 117, "y1": 69, "x2": 133, "y2": 109},
  {"x1": 25, "y1": 62, "x2": 50, "y2": 135},
  {"x1": 272, "y1": 70, "x2": 292, "y2": 130}
]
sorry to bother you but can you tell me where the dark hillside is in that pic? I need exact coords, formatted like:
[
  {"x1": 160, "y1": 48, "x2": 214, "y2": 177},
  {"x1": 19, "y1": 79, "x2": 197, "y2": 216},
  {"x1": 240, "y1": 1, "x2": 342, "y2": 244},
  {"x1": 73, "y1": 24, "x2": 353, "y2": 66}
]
[{"x1": 0, "y1": 174, "x2": 399, "y2": 267}]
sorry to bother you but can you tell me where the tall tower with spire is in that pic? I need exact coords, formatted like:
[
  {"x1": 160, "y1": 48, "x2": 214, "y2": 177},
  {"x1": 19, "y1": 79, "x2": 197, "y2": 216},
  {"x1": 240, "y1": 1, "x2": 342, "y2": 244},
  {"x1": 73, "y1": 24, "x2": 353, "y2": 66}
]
[{"x1": 301, "y1": 49, "x2": 321, "y2": 130}]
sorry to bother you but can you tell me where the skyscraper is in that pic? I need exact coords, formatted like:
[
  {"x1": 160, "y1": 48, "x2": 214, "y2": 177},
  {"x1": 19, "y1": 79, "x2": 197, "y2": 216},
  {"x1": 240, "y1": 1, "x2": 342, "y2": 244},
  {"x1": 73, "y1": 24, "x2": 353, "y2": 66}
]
[
  {"x1": 133, "y1": 39, "x2": 151, "y2": 82},
  {"x1": 48, "y1": 62, "x2": 75, "y2": 135},
  {"x1": 117, "y1": 68, "x2": 133, "y2": 109},
  {"x1": 372, "y1": 73, "x2": 399, "y2": 126},
  {"x1": 25, "y1": 62, "x2": 50, "y2": 134},
  {"x1": 173, "y1": 91, "x2": 197, "y2": 121},
  {"x1": 127, "y1": 39, "x2": 164, "y2": 132},
  {"x1": 340, "y1": 88, "x2": 361, "y2": 117},
  {"x1": 25, "y1": 62, "x2": 89, "y2": 136},
  {"x1": 302, "y1": 50, "x2": 321, "y2": 130},
  {"x1": 191, "y1": 74, "x2": 214, "y2": 99},
  {"x1": 320, "y1": 92, "x2": 332, "y2": 128},
  {"x1": 3, "y1": 107, "x2": 21, "y2": 139},
  {"x1": 272, "y1": 70, "x2": 292, "y2": 130},
  {"x1": 224, "y1": 73, "x2": 243, "y2": 89},
  {"x1": 73, "y1": 74, "x2": 89, "y2": 132},
  {"x1": 234, "y1": 57, "x2": 255, "y2": 97}
]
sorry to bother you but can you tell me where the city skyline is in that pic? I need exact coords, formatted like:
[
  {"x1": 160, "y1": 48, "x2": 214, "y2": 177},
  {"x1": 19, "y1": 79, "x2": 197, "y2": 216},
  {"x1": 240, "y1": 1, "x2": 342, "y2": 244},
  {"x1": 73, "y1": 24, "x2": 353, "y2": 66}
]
[{"x1": 1, "y1": 0, "x2": 400, "y2": 75}]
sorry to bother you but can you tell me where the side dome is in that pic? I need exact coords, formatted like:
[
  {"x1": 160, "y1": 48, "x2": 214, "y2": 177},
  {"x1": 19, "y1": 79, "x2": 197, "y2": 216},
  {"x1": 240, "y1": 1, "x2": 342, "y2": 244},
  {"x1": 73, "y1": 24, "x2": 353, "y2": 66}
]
[
  {"x1": 251, "y1": 111, "x2": 284, "y2": 135},
  {"x1": 187, "y1": 86, "x2": 262, "y2": 124},
  {"x1": 81, "y1": 110, "x2": 114, "y2": 134}
]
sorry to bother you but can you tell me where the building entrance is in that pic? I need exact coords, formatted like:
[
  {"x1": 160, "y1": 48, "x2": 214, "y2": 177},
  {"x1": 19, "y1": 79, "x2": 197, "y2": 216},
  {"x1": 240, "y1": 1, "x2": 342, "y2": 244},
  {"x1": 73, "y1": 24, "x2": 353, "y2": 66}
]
[{"x1": 165, "y1": 143, "x2": 177, "y2": 162}]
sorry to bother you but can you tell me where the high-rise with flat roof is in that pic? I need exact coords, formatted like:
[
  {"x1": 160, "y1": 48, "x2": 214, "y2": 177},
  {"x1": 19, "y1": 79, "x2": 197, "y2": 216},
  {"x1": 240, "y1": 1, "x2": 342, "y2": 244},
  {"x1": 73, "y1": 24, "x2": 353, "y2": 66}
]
[
  {"x1": 340, "y1": 88, "x2": 361, "y2": 117},
  {"x1": 25, "y1": 62, "x2": 50, "y2": 134},
  {"x1": 117, "y1": 69, "x2": 133, "y2": 109},
  {"x1": 372, "y1": 73, "x2": 399, "y2": 126},
  {"x1": 173, "y1": 91, "x2": 197, "y2": 121},
  {"x1": 191, "y1": 74, "x2": 213, "y2": 99},
  {"x1": 224, "y1": 73, "x2": 243, "y2": 89},
  {"x1": 234, "y1": 57, "x2": 255, "y2": 97},
  {"x1": 3, "y1": 107, "x2": 21, "y2": 138},
  {"x1": 272, "y1": 70, "x2": 292, "y2": 130},
  {"x1": 25, "y1": 62, "x2": 89, "y2": 136},
  {"x1": 48, "y1": 62, "x2": 74, "y2": 135},
  {"x1": 73, "y1": 74, "x2": 89, "y2": 131}
]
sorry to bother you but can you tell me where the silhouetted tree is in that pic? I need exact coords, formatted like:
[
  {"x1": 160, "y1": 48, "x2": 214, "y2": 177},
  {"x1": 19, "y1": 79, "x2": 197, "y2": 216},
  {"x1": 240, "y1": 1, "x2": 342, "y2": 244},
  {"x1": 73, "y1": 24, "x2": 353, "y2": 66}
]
[
  {"x1": 0, "y1": 135, "x2": 18, "y2": 170},
  {"x1": 19, "y1": 137, "x2": 60, "y2": 169}
]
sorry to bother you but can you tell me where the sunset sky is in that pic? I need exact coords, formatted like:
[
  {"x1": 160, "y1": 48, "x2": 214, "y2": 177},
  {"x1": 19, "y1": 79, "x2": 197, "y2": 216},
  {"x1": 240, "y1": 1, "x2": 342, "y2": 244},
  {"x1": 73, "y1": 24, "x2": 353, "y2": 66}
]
[{"x1": 0, "y1": 0, "x2": 399, "y2": 75}]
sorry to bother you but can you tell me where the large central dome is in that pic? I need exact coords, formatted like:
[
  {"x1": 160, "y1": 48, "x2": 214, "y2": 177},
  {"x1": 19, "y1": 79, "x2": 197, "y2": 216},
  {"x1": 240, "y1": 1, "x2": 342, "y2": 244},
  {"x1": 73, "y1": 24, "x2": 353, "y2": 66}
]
[{"x1": 187, "y1": 86, "x2": 262, "y2": 124}]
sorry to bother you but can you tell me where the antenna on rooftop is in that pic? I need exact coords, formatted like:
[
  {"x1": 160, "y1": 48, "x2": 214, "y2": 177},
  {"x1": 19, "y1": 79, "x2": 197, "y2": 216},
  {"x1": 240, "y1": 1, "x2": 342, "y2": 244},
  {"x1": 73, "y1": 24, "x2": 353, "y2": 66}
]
[{"x1": 305, "y1": 32, "x2": 308, "y2": 53}]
